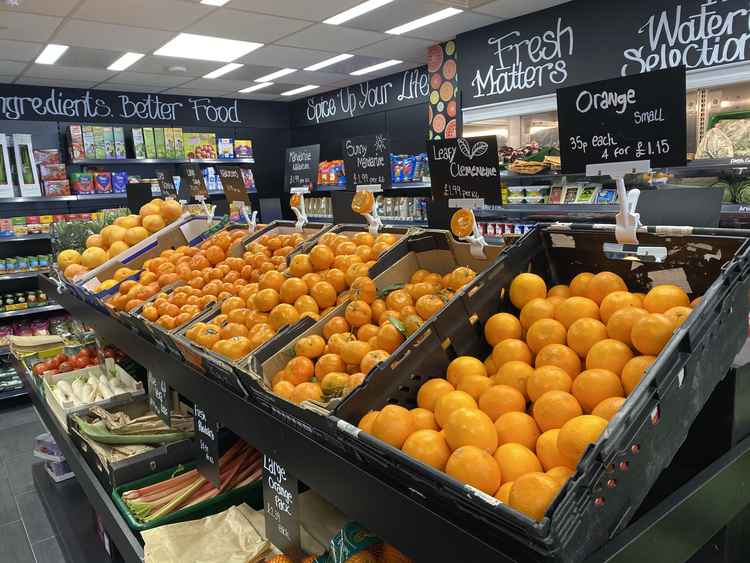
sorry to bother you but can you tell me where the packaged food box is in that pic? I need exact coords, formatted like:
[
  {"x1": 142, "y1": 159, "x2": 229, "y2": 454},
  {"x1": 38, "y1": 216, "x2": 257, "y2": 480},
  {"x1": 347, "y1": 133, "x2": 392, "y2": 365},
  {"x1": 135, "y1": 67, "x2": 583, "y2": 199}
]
[
  {"x1": 94, "y1": 172, "x2": 112, "y2": 194},
  {"x1": 234, "y1": 139, "x2": 252, "y2": 159},
  {"x1": 132, "y1": 128, "x2": 146, "y2": 160},
  {"x1": 185, "y1": 132, "x2": 216, "y2": 160},
  {"x1": 575, "y1": 183, "x2": 600, "y2": 203},
  {"x1": 112, "y1": 171, "x2": 128, "y2": 193},
  {"x1": 143, "y1": 128, "x2": 157, "y2": 159},
  {"x1": 102, "y1": 128, "x2": 115, "y2": 160},
  {"x1": 113, "y1": 127, "x2": 127, "y2": 160},
  {"x1": 164, "y1": 128, "x2": 175, "y2": 159},
  {"x1": 34, "y1": 149, "x2": 61, "y2": 167},
  {"x1": 154, "y1": 128, "x2": 167, "y2": 159},
  {"x1": 71, "y1": 172, "x2": 95, "y2": 195},
  {"x1": 563, "y1": 185, "x2": 578, "y2": 203},
  {"x1": 44, "y1": 179, "x2": 71, "y2": 197},
  {"x1": 39, "y1": 164, "x2": 67, "y2": 181},
  {"x1": 93, "y1": 127, "x2": 106, "y2": 160},
  {"x1": 217, "y1": 138, "x2": 234, "y2": 159},
  {"x1": 173, "y1": 128, "x2": 184, "y2": 159},
  {"x1": 0, "y1": 219, "x2": 12, "y2": 236},
  {"x1": 596, "y1": 187, "x2": 617, "y2": 204},
  {"x1": 67, "y1": 125, "x2": 84, "y2": 162},
  {"x1": 83, "y1": 126, "x2": 96, "y2": 159}
]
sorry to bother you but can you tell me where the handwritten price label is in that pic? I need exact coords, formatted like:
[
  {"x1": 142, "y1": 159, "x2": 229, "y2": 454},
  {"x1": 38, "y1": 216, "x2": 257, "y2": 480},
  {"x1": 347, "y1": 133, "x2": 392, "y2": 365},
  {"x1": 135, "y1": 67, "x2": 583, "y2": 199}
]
[
  {"x1": 262, "y1": 455, "x2": 301, "y2": 558},
  {"x1": 194, "y1": 404, "x2": 220, "y2": 488},
  {"x1": 148, "y1": 372, "x2": 171, "y2": 426}
]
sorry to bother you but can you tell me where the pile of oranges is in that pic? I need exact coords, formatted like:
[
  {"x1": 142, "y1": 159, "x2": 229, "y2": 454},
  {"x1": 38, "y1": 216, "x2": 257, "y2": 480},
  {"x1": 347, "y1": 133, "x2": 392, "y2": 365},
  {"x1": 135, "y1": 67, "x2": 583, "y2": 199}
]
[
  {"x1": 182, "y1": 230, "x2": 401, "y2": 362},
  {"x1": 271, "y1": 265, "x2": 478, "y2": 406},
  {"x1": 357, "y1": 270, "x2": 699, "y2": 522}
]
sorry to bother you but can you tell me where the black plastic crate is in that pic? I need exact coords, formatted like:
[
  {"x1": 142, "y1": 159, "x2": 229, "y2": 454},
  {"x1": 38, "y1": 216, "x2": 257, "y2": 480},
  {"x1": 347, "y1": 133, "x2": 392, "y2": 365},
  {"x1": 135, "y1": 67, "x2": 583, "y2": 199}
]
[{"x1": 331, "y1": 225, "x2": 750, "y2": 562}]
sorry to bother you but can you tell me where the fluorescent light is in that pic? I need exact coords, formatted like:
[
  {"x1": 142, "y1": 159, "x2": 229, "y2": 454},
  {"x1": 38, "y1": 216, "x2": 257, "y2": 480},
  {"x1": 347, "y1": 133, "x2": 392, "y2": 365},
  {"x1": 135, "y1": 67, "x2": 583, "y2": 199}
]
[
  {"x1": 350, "y1": 59, "x2": 401, "y2": 76},
  {"x1": 281, "y1": 85, "x2": 319, "y2": 96},
  {"x1": 386, "y1": 7, "x2": 463, "y2": 35},
  {"x1": 304, "y1": 53, "x2": 353, "y2": 71},
  {"x1": 154, "y1": 33, "x2": 262, "y2": 63},
  {"x1": 324, "y1": 0, "x2": 394, "y2": 25},
  {"x1": 203, "y1": 62, "x2": 243, "y2": 79},
  {"x1": 465, "y1": 128, "x2": 508, "y2": 138},
  {"x1": 107, "y1": 52, "x2": 144, "y2": 71},
  {"x1": 254, "y1": 68, "x2": 296, "y2": 82},
  {"x1": 35, "y1": 44, "x2": 68, "y2": 65},
  {"x1": 200, "y1": 0, "x2": 231, "y2": 5},
  {"x1": 238, "y1": 82, "x2": 273, "y2": 93}
]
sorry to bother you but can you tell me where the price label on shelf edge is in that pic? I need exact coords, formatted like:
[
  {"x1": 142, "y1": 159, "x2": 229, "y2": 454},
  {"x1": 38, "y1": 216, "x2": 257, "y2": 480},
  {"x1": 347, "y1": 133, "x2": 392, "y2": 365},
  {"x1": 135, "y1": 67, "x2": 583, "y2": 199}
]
[
  {"x1": 427, "y1": 136, "x2": 501, "y2": 206},
  {"x1": 262, "y1": 454, "x2": 302, "y2": 559},
  {"x1": 193, "y1": 403, "x2": 221, "y2": 488},
  {"x1": 556, "y1": 66, "x2": 687, "y2": 174},
  {"x1": 147, "y1": 372, "x2": 171, "y2": 427}
]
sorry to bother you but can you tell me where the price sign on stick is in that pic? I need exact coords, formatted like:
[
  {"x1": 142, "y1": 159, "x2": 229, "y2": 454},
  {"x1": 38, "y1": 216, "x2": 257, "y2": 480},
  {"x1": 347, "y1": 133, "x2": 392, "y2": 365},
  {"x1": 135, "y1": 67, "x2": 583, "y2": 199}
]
[
  {"x1": 284, "y1": 144, "x2": 320, "y2": 192},
  {"x1": 182, "y1": 164, "x2": 208, "y2": 199},
  {"x1": 193, "y1": 404, "x2": 220, "y2": 488},
  {"x1": 343, "y1": 134, "x2": 392, "y2": 190},
  {"x1": 427, "y1": 135, "x2": 501, "y2": 205},
  {"x1": 556, "y1": 66, "x2": 687, "y2": 174},
  {"x1": 218, "y1": 166, "x2": 250, "y2": 205},
  {"x1": 147, "y1": 372, "x2": 171, "y2": 427},
  {"x1": 156, "y1": 170, "x2": 177, "y2": 198},
  {"x1": 262, "y1": 454, "x2": 302, "y2": 559}
]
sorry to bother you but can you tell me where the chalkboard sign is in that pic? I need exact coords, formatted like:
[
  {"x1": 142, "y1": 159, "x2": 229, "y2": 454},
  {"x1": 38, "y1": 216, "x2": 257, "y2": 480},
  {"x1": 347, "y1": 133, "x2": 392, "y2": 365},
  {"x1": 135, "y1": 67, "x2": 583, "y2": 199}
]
[
  {"x1": 156, "y1": 170, "x2": 177, "y2": 198},
  {"x1": 147, "y1": 372, "x2": 171, "y2": 427},
  {"x1": 284, "y1": 144, "x2": 320, "y2": 192},
  {"x1": 427, "y1": 136, "x2": 501, "y2": 205},
  {"x1": 218, "y1": 166, "x2": 249, "y2": 205},
  {"x1": 343, "y1": 134, "x2": 392, "y2": 190},
  {"x1": 126, "y1": 182, "x2": 152, "y2": 214},
  {"x1": 557, "y1": 67, "x2": 686, "y2": 174},
  {"x1": 182, "y1": 164, "x2": 208, "y2": 198},
  {"x1": 194, "y1": 404, "x2": 220, "y2": 488},
  {"x1": 262, "y1": 455, "x2": 302, "y2": 558}
]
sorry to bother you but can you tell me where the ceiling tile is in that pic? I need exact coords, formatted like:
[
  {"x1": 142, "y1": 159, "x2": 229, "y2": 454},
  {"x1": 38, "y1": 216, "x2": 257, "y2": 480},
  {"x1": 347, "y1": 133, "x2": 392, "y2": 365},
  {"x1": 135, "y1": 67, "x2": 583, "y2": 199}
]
[
  {"x1": 23, "y1": 64, "x2": 115, "y2": 82},
  {"x1": 238, "y1": 45, "x2": 337, "y2": 69},
  {"x1": 225, "y1": 64, "x2": 288, "y2": 82},
  {"x1": 163, "y1": 87, "x2": 235, "y2": 97},
  {"x1": 0, "y1": 76, "x2": 17, "y2": 84},
  {"x1": 54, "y1": 19, "x2": 173, "y2": 52},
  {"x1": 187, "y1": 9, "x2": 313, "y2": 43},
  {"x1": 106, "y1": 72, "x2": 192, "y2": 88},
  {"x1": 278, "y1": 24, "x2": 386, "y2": 52},
  {"x1": 0, "y1": 12, "x2": 61, "y2": 42},
  {"x1": 57, "y1": 47, "x2": 122, "y2": 70},
  {"x1": 129, "y1": 55, "x2": 221, "y2": 78},
  {"x1": 0, "y1": 61, "x2": 27, "y2": 76},
  {"x1": 281, "y1": 70, "x2": 350, "y2": 86},
  {"x1": 16, "y1": 77, "x2": 101, "y2": 88},
  {"x1": 96, "y1": 83, "x2": 172, "y2": 93},
  {"x1": 345, "y1": 0, "x2": 446, "y2": 33},
  {"x1": 353, "y1": 36, "x2": 432, "y2": 63},
  {"x1": 228, "y1": 0, "x2": 361, "y2": 21},
  {"x1": 178, "y1": 77, "x2": 254, "y2": 92},
  {"x1": 235, "y1": 92, "x2": 279, "y2": 101},
  {"x1": 0, "y1": 40, "x2": 44, "y2": 62},
  {"x1": 396, "y1": 10, "x2": 499, "y2": 41},
  {"x1": 473, "y1": 0, "x2": 570, "y2": 19},
  {"x1": 0, "y1": 0, "x2": 78, "y2": 17},
  {"x1": 72, "y1": 0, "x2": 213, "y2": 32}
]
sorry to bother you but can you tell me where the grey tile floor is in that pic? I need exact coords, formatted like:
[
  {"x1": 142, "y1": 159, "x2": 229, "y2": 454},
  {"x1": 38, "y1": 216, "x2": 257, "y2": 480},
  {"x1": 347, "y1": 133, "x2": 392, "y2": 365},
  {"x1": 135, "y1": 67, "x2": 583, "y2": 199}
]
[{"x1": 0, "y1": 400, "x2": 64, "y2": 563}]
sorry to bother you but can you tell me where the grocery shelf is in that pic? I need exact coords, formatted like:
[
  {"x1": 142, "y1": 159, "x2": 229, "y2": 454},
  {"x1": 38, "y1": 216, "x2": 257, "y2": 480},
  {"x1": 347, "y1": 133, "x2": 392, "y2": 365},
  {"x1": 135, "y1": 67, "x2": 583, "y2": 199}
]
[
  {"x1": 312, "y1": 185, "x2": 347, "y2": 193},
  {"x1": 0, "y1": 233, "x2": 51, "y2": 242},
  {"x1": 16, "y1": 358, "x2": 145, "y2": 563},
  {"x1": 39, "y1": 274, "x2": 750, "y2": 563},
  {"x1": 382, "y1": 219, "x2": 428, "y2": 227},
  {"x1": 0, "y1": 303, "x2": 64, "y2": 319},
  {"x1": 70, "y1": 158, "x2": 255, "y2": 165},
  {"x1": 0, "y1": 386, "x2": 26, "y2": 400},
  {"x1": 0, "y1": 270, "x2": 49, "y2": 281}
]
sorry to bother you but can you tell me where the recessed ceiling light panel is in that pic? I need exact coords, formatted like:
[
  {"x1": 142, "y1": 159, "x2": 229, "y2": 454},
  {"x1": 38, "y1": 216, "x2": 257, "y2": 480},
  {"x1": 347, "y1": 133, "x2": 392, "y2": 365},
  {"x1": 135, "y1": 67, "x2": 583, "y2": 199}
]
[
  {"x1": 350, "y1": 59, "x2": 401, "y2": 76},
  {"x1": 281, "y1": 85, "x2": 319, "y2": 96},
  {"x1": 304, "y1": 53, "x2": 353, "y2": 72},
  {"x1": 238, "y1": 82, "x2": 273, "y2": 93},
  {"x1": 200, "y1": 0, "x2": 231, "y2": 5},
  {"x1": 386, "y1": 7, "x2": 463, "y2": 35},
  {"x1": 203, "y1": 62, "x2": 243, "y2": 79},
  {"x1": 254, "y1": 68, "x2": 296, "y2": 82},
  {"x1": 154, "y1": 33, "x2": 262, "y2": 63},
  {"x1": 324, "y1": 0, "x2": 394, "y2": 25},
  {"x1": 107, "y1": 52, "x2": 144, "y2": 71},
  {"x1": 35, "y1": 44, "x2": 68, "y2": 65}
]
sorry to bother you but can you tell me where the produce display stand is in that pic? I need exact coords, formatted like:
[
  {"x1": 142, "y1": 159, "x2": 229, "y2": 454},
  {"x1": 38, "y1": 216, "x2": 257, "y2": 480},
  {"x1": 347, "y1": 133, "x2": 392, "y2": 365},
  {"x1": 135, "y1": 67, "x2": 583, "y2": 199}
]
[{"x1": 30, "y1": 272, "x2": 750, "y2": 563}]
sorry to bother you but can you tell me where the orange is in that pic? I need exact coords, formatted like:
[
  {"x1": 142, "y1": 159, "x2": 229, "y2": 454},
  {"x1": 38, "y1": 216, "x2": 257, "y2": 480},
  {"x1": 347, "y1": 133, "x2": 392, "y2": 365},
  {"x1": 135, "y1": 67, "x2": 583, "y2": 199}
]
[
  {"x1": 327, "y1": 332, "x2": 355, "y2": 356},
  {"x1": 253, "y1": 288, "x2": 279, "y2": 312},
  {"x1": 492, "y1": 339, "x2": 532, "y2": 368},
  {"x1": 525, "y1": 319, "x2": 567, "y2": 355},
  {"x1": 324, "y1": 269, "x2": 347, "y2": 293},
  {"x1": 494, "y1": 411, "x2": 540, "y2": 450},
  {"x1": 294, "y1": 295, "x2": 319, "y2": 315},
  {"x1": 358, "y1": 411, "x2": 379, "y2": 433},
  {"x1": 309, "y1": 245, "x2": 334, "y2": 271},
  {"x1": 606, "y1": 306, "x2": 649, "y2": 348},
  {"x1": 204, "y1": 244, "x2": 225, "y2": 265},
  {"x1": 621, "y1": 355, "x2": 656, "y2": 395},
  {"x1": 691, "y1": 297, "x2": 702, "y2": 308},
  {"x1": 445, "y1": 446, "x2": 502, "y2": 495},
  {"x1": 483, "y1": 312, "x2": 523, "y2": 346},
  {"x1": 584, "y1": 271, "x2": 627, "y2": 305},
  {"x1": 311, "y1": 281, "x2": 337, "y2": 309},
  {"x1": 401, "y1": 429, "x2": 451, "y2": 470},
  {"x1": 534, "y1": 344, "x2": 581, "y2": 379},
  {"x1": 548, "y1": 296, "x2": 565, "y2": 309},
  {"x1": 259, "y1": 270, "x2": 285, "y2": 292},
  {"x1": 314, "y1": 353, "x2": 346, "y2": 379},
  {"x1": 434, "y1": 390, "x2": 478, "y2": 428},
  {"x1": 478, "y1": 385, "x2": 525, "y2": 421},
  {"x1": 415, "y1": 294, "x2": 444, "y2": 320},
  {"x1": 554, "y1": 297, "x2": 600, "y2": 329},
  {"x1": 446, "y1": 356, "x2": 487, "y2": 387},
  {"x1": 548, "y1": 285, "x2": 571, "y2": 299},
  {"x1": 585, "y1": 339, "x2": 633, "y2": 375},
  {"x1": 288, "y1": 254, "x2": 314, "y2": 277},
  {"x1": 643, "y1": 284, "x2": 690, "y2": 313},
  {"x1": 372, "y1": 405, "x2": 414, "y2": 448},
  {"x1": 557, "y1": 415, "x2": 608, "y2": 465},
  {"x1": 360, "y1": 349, "x2": 389, "y2": 374},
  {"x1": 448, "y1": 266, "x2": 476, "y2": 291},
  {"x1": 630, "y1": 313, "x2": 673, "y2": 356},
  {"x1": 536, "y1": 429, "x2": 574, "y2": 470},
  {"x1": 495, "y1": 481, "x2": 514, "y2": 504},
  {"x1": 509, "y1": 273, "x2": 547, "y2": 310},
  {"x1": 520, "y1": 298, "x2": 556, "y2": 330},
  {"x1": 219, "y1": 322, "x2": 249, "y2": 339},
  {"x1": 385, "y1": 289, "x2": 413, "y2": 312},
  {"x1": 509, "y1": 473, "x2": 561, "y2": 521},
  {"x1": 592, "y1": 396, "x2": 625, "y2": 420},
  {"x1": 444, "y1": 408, "x2": 498, "y2": 453},
  {"x1": 569, "y1": 272, "x2": 594, "y2": 297},
  {"x1": 546, "y1": 466, "x2": 575, "y2": 486},
  {"x1": 357, "y1": 323, "x2": 379, "y2": 342},
  {"x1": 411, "y1": 408, "x2": 438, "y2": 431},
  {"x1": 664, "y1": 305, "x2": 692, "y2": 328},
  {"x1": 272, "y1": 381, "x2": 295, "y2": 401},
  {"x1": 290, "y1": 382, "x2": 322, "y2": 405},
  {"x1": 285, "y1": 356, "x2": 315, "y2": 385},
  {"x1": 491, "y1": 361, "x2": 534, "y2": 398},
  {"x1": 279, "y1": 277, "x2": 308, "y2": 304},
  {"x1": 375, "y1": 322, "x2": 403, "y2": 353},
  {"x1": 484, "y1": 355, "x2": 498, "y2": 376},
  {"x1": 417, "y1": 378, "x2": 455, "y2": 411},
  {"x1": 341, "y1": 340, "x2": 371, "y2": 366},
  {"x1": 571, "y1": 369, "x2": 624, "y2": 413},
  {"x1": 493, "y1": 443, "x2": 542, "y2": 482},
  {"x1": 350, "y1": 277, "x2": 377, "y2": 304},
  {"x1": 323, "y1": 316, "x2": 349, "y2": 339},
  {"x1": 220, "y1": 296, "x2": 245, "y2": 315},
  {"x1": 526, "y1": 366, "x2": 572, "y2": 402},
  {"x1": 294, "y1": 334, "x2": 326, "y2": 359},
  {"x1": 302, "y1": 272, "x2": 323, "y2": 291},
  {"x1": 269, "y1": 303, "x2": 300, "y2": 330},
  {"x1": 457, "y1": 374, "x2": 494, "y2": 400},
  {"x1": 532, "y1": 390, "x2": 582, "y2": 432},
  {"x1": 345, "y1": 300, "x2": 372, "y2": 328},
  {"x1": 599, "y1": 291, "x2": 642, "y2": 324}
]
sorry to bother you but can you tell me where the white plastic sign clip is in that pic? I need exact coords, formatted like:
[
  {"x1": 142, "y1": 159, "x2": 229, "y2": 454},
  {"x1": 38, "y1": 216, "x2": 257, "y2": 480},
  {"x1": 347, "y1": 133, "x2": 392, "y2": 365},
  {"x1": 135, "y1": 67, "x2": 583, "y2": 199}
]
[
  {"x1": 290, "y1": 186, "x2": 309, "y2": 231},
  {"x1": 449, "y1": 198, "x2": 488, "y2": 259},
  {"x1": 586, "y1": 160, "x2": 649, "y2": 245},
  {"x1": 196, "y1": 195, "x2": 215, "y2": 224},
  {"x1": 357, "y1": 184, "x2": 383, "y2": 235}
]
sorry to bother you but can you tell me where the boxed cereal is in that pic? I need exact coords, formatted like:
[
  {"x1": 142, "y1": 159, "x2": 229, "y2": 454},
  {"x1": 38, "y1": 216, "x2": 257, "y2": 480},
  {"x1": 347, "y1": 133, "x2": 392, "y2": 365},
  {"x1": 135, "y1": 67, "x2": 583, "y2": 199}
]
[
  {"x1": 34, "y1": 149, "x2": 61, "y2": 167},
  {"x1": 102, "y1": 128, "x2": 115, "y2": 160},
  {"x1": 83, "y1": 126, "x2": 96, "y2": 159},
  {"x1": 39, "y1": 164, "x2": 67, "y2": 181},
  {"x1": 143, "y1": 128, "x2": 157, "y2": 159},
  {"x1": 67, "y1": 126, "x2": 84, "y2": 162},
  {"x1": 164, "y1": 128, "x2": 175, "y2": 159},
  {"x1": 112, "y1": 171, "x2": 128, "y2": 193},
  {"x1": 113, "y1": 128, "x2": 127, "y2": 159},
  {"x1": 234, "y1": 139, "x2": 253, "y2": 159},
  {"x1": 94, "y1": 172, "x2": 112, "y2": 194},
  {"x1": 132, "y1": 128, "x2": 146, "y2": 159},
  {"x1": 44, "y1": 180, "x2": 71, "y2": 197},
  {"x1": 70, "y1": 172, "x2": 94, "y2": 195},
  {"x1": 154, "y1": 128, "x2": 167, "y2": 159},
  {"x1": 93, "y1": 127, "x2": 106, "y2": 160},
  {"x1": 217, "y1": 138, "x2": 234, "y2": 159},
  {"x1": 173, "y1": 128, "x2": 184, "y2": 158}
]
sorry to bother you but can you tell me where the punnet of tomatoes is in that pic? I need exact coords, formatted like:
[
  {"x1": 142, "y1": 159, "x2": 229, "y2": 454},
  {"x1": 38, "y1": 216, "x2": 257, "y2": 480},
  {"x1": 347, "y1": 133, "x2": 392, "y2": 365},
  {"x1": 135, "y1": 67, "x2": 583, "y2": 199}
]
[{"x1": 32, "y1": 347, "x2": 102, "y2": 377}]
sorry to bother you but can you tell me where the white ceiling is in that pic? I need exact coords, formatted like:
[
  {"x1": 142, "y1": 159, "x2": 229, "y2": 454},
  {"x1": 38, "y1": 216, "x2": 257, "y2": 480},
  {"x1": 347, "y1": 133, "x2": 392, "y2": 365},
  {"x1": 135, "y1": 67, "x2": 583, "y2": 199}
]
[{"x1": 0, "y1": 0, "x2": 571, "y2": 101}]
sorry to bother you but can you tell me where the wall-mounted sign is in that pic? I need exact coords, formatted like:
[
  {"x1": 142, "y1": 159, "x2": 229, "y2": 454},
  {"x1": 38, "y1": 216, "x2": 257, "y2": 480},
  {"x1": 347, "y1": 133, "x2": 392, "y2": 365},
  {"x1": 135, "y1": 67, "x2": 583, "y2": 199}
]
[
  {"x1": 284, "y1": 144, "x2": 320, "y2": 192},
  {"x1": 557, "y1": 67, "x2": 687, "y2": 173},
  {"x1": 427, "y1": 136, "x2": 501, "y2": 205},
  {"x1": 290, "y1": 66, "x2": 429, "y2": 126},
  {"x1": 343, "y1": 134, "x2": 392, "y2": 190},
  {"x1": 458, "y1": 0, "x2": 750, "y2": 108}
]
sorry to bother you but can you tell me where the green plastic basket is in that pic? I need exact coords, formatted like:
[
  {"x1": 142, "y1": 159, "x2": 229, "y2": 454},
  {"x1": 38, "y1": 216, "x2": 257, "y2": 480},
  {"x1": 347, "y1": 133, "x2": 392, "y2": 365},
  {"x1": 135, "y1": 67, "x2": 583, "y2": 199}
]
[{"x1": 112, "y1": 461, "x2": 263, "y2": 532}]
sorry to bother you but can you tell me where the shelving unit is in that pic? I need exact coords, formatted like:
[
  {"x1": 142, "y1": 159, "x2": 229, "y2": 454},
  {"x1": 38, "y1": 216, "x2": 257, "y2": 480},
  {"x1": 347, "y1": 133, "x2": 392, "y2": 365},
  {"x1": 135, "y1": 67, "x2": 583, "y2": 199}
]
[
  {"x1": 0, "y1": 303, "x2": 63, "y2": 319},
  {"x1": 70, "y1": 158, "x2": 255, "y2": 165},
  {"x1": 0, "y1": 270, "x2": 49, "y2": 281}
]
